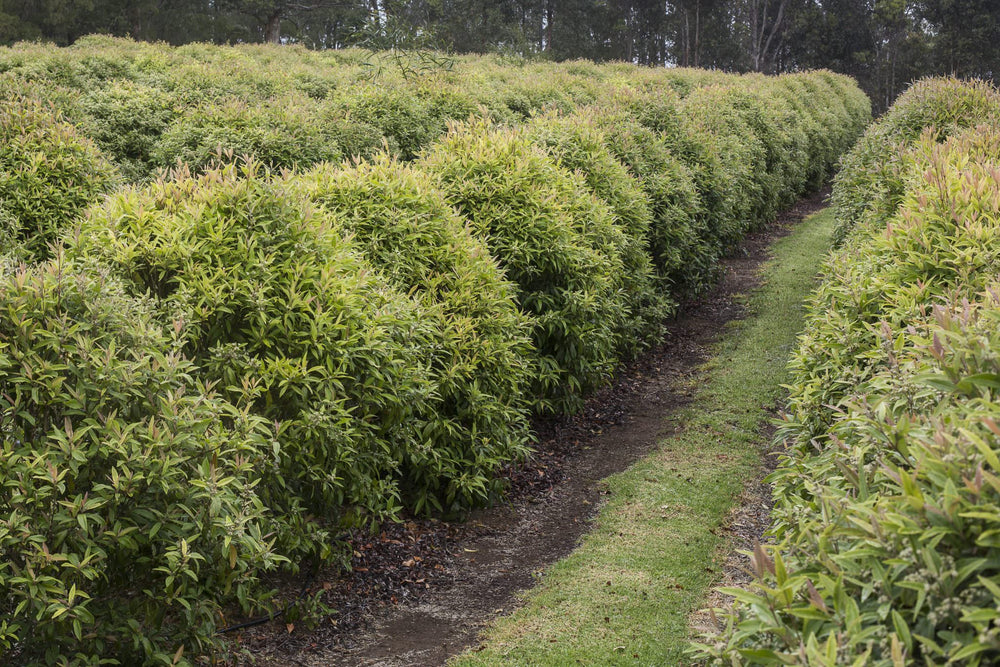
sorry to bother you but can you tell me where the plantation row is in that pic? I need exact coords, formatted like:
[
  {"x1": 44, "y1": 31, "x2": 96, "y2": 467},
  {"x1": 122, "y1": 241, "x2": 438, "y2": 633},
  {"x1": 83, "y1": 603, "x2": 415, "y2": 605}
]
[
  {"x1": 701, "y1": 78, "x2": 1000, "y2": 665},
  {"x1": 0, "y1": 36, "x2": 758, "y2": 180},
  {"x1": 0, "y1": 38, "x2": 867, "y2": 663}
]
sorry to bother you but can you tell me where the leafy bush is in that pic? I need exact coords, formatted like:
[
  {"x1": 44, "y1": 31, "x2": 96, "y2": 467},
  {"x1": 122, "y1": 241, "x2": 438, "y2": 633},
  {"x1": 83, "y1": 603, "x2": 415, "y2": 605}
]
[
  {"x1": 67, "y1": 162, "x2": 435, "y2": 543},
  {"x1": 0, "y1": 70, "x2": 83, "y2": 122},
  {"x1": 495, "y1": 78, "x2": 576, "y2": 120},
  {"x1": 816, "y1": 70, "x2": 873, "y2": 139},
  {"x1": 0, "y1": 88, "x2": 117, "y2": 258},
  {"x1": 332, "y1": 85, "x2": 441, "y2": 160},
  {"x1": 152, "y1": 95, "x2": 352, "y2": 173},
  {"x1": 680, "y1": 86, "x2": 768, "y2": 240},
  {"x1": 526, "y1": 111, "x2": 674, "y2": 352},
  {"x1": 612, "y1": 84, "x2": 771, "y2": 284},
  {"x1": 774, "y1": 74, "x2": 846, "y2": 190},
  {"x1": 723, "y1": 82, "x2": 811, "y2": 212},
  {"x1": 79, "y1": 80, "x2": 180, "y2": 181},
  {"x1": 699, "y1": 90, "x2": 1000, "y2": 666},
  {"x1": 418, "y1": 121, "x2": 630, "y2": 414},
  {"x1": 291, "y1": 157, "x2": 535, "y2": 514},
  {"x1": 601, "y1": 99, "x2": 719, "y2": 294},
  {"x1": 785, "y1": 124, "x2": 1000, "y2": 445},
  {"x1": 0, "y1": 258, "x2": 281, "y2": 663},
  {"x1": 832, "y1": 77, "x2": 1000, "y2": 241},
  {"x1": 414, "y1": 80, "x2": 495, "y2": 126}
]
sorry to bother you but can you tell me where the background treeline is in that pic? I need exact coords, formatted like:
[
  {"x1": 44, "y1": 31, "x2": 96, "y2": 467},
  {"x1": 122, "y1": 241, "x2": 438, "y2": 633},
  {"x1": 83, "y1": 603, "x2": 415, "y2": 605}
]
[
  {"x1": 1, "y1": 0, "x2": 998, "y2": 111},
  {"x1": 698, "y1": 78, "x2": 1000, "y2": 665},
  {"x1": 0, "y1": 39, "x2": 867, "y2": 662}
]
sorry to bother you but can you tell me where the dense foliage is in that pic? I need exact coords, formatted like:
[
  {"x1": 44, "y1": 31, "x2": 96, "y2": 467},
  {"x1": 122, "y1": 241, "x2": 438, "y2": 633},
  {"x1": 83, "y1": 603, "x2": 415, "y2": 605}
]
[
  {"x1": 0, "y1": 39, "x2": 867, "y2": 663},
  {"x1": 67, "y1": 163, "x2": 435, "y2": 550},
  {"x1": 1, "y1": 0, "x2": 996, "y2": 113},
  {"x1": 419, "y1": 122, "x2": 631, "y2": 414},
  {"x1": 0, "y1": 259, "x2": 282, "y2": 663},
  {"x1": 525, "y1": 110, "x2": 673, "y2": 351},
  {"x1": 832, "y1": 77, "x2": 1000, "y2": 243},
  {"x1": 699, "y1": 78, "x2": 1000, "y2": 665},
  {"x1": 150, "y1": 95, "x2": 349, "y2": 174},
  {"x1": 0, "y1": 80, "x2": 117, "y2": 258},
  {"x1": 291, "y1": 157, "x2": 535, "y2": 514}
]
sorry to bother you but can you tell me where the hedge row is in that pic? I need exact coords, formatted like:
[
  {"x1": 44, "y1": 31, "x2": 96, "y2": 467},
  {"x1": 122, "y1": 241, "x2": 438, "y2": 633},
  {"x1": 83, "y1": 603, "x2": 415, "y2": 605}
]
[
  {"x1": 0, "y1": 36, "x2": 855, "y2": 184},
  {"x1": 0, "y1": 39, "x2": 868, "y2": 664},
  {"x1": 699, "y1": 78, "x2": 1000, "y2": 665}
]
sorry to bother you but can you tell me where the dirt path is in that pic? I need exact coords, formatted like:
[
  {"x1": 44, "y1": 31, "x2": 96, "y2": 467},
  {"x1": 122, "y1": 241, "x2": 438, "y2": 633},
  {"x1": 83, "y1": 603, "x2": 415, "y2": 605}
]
[{"x1": 239, "y1": 190, "x2": 829, "y2": 666}]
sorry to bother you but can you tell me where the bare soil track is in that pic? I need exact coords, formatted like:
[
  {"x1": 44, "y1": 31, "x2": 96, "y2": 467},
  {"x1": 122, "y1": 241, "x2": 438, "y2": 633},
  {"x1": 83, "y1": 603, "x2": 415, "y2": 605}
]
[{"x1": 239, "y1": 189, "x2": 830, "y2": 666}]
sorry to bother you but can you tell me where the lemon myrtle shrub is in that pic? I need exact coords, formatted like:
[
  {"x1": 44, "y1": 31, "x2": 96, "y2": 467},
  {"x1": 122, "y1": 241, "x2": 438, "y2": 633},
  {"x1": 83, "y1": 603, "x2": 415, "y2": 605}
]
[
  {"x1": 151, "y1": 96, "x2": 348, "y2": 174},
  {"x1": 770, "y1": 72, "x2": 869, "y2": 193},
  {"x1": 0, "y1": 258, "x2": 282, "y2": 663},
  {"x1": 291, "y1": 157, "x2": 535, "y2": 514},
  {"x1": 771, "y1": 76, "x2": 832, "y2": 190},
  {"x1": 699, "y1": 83, "x2": 1000, "y2": 666},
  {"x1": 832, "y1": 77, "x2": 1000, "y2": 242},
  {"x1": 611, "y1": 84, "x2": 786, "y2": 289},
  {"x1": 680, "y1": 86, "x2": 772, "y2": 244},
  {"x1": 331, "y1": 85, "x2": 443, "y2": 161},
  {"x1": 816, "y1": 70, "x2": 873, "y2": 139},
  {"x1": 67, "y1": 162, "x2": 435, "y2": 546},
  {"x1": 78, "y1": 80, "x2": 180, "y2": 181},
  {"x1": 593, "y1": 97, "x2": 721, "y2": 295},
  {"x1": 525, "y1": 111, "x2": 674, "y2": 353},
  {"x1": 0, "y1": 88, "x2": 117, "y2": 258},
  {"x1": 715, "y1": 83, "x2": 811, "y2": 214},
  {"x1": 418, "y1": 122, "x2": 630, "y2": 414},
  {"x1": 593, "y1": 106, "x2": 710, "y2": 296}
]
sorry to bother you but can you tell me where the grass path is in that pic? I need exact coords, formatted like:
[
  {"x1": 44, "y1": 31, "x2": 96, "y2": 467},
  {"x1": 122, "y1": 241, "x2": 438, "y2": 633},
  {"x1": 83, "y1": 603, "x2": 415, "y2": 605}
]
[{"x1": 450, "y1": 207, "x2": 838, "y2": 666}]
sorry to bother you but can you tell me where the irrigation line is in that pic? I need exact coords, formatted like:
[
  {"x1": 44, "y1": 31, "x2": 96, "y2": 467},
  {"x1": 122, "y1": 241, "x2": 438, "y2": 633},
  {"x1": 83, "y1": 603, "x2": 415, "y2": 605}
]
[{"x1": 216, "y1": 561, "x2": 321, "y2": 635}]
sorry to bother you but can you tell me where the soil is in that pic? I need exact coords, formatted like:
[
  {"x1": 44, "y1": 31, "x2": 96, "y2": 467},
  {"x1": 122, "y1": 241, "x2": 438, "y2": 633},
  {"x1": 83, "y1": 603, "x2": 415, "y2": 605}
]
[{"x1": 235, "y1": 189, "x2": 830, "y2": 666}]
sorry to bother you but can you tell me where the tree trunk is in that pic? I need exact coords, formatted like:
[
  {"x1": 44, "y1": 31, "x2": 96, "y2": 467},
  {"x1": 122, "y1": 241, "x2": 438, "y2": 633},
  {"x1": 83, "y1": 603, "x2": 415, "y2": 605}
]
[
  {"x1": 130, "y1": 4, "x2": 142, "y2": 38},
  {"x1": 546, "y1": 0, "x2": 553, "y2": 52},
  {"x1": 694, "y1": 0, "x2": 700, "y2": 67},
  {"x1": 264, "y1": 11, "x2": 282, "y2": 43},
  {"x1": 683, "y1": 11, "x2": 690, "y2": 66},
  {"x1": 751, "y1": 0, "x2": 761, "y2": 70},
  {"x1": 751, "y1": 0, "x2": 787, "y2": 72}
]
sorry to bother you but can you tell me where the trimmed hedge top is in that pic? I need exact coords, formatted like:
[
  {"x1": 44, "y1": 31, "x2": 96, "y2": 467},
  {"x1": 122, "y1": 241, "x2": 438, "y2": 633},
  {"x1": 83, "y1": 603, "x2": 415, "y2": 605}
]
[{"x1": 419, "y1": 121, "x2": 631, "y2": 414}]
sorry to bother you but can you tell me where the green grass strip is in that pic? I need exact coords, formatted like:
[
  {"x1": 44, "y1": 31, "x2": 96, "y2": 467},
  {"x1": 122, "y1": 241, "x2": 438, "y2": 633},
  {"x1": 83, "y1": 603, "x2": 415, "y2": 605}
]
[{"x1": 450, "y1": 207, "x2": 838, "y2": 666}]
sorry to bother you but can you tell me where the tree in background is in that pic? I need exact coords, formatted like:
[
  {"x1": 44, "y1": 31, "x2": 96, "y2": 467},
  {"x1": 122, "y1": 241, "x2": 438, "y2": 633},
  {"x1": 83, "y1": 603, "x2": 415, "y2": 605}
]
[{"x1": 916, "y1": 0, "x2": 1000, "y2": 79}]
